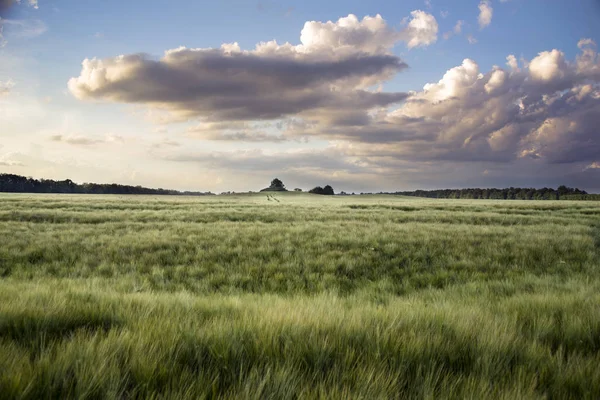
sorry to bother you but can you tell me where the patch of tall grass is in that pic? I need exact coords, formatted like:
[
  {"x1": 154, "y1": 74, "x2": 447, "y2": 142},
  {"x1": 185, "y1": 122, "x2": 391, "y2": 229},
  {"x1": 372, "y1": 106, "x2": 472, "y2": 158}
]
[
  {"x1": 0, "y1": 193, "x2": 599, "y2": 398},
  {"x1": 1, "y1": 278, "x2": 600, "y2": 398}
]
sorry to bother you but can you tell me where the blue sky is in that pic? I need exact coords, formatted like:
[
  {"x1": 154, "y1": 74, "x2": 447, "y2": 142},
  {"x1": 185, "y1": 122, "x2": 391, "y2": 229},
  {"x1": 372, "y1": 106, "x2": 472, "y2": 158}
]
[{"x1": 1, "y1": 0, "x2": 600, "y2": 192}]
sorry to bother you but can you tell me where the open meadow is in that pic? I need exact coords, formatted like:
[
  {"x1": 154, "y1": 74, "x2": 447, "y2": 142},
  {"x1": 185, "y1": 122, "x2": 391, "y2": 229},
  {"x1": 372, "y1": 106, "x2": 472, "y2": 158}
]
[{"x1": 1, "y1": 193, "x2": 600, "y2": 399}]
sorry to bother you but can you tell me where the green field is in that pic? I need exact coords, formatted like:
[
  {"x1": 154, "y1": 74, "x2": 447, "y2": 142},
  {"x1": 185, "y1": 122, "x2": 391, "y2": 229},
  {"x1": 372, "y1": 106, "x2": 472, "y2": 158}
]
[{"x1": 1, "y1": 193, "x2": 600, "y2": 399}]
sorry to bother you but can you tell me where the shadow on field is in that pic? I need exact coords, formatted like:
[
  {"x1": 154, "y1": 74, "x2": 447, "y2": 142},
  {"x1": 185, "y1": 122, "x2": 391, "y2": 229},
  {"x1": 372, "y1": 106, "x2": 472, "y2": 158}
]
[
  {"x1": 0, "y1": 292, "x2": 122, "y2": 350},
  {"x1": 0, "y1": 310, "x2": 118, "y2": 347}
]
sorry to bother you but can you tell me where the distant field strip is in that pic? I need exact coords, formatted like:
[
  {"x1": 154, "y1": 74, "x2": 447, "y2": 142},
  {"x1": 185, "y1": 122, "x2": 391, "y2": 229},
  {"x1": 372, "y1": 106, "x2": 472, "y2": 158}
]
[
  {"x1": 1, "y1": 193, "x2": 599, "y2": 398},
  {"x1": 0, "y1": 194, "x2": 597, "y2": 294}
]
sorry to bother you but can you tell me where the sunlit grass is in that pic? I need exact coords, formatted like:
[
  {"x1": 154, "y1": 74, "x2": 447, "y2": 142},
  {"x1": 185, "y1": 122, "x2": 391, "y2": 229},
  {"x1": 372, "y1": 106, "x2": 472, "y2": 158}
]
[{"x1": 1, "y1": 193, "x2": 599, "y2": 398}]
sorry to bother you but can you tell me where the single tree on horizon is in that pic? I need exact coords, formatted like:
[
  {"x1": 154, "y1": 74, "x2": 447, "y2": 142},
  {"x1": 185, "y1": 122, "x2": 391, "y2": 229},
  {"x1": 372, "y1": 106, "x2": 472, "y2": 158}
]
[{"x1": 271, "y1": 178, "x2": 285, "y2": 189}]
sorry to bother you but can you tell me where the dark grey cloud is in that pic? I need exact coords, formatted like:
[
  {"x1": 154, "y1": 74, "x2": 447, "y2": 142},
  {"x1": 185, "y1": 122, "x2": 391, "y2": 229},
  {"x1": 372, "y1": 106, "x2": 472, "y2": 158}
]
[
  {"x1": 69, "y1": 50, "x2": 408, "y2": 122},
  {"x1": 68, "y1": 13, "x2": 444, "y2": 130}
]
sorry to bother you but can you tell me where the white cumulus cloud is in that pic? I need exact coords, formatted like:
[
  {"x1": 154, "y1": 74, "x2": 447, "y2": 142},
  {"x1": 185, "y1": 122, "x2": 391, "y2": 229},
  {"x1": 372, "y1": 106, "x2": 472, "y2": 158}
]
[
  {"x1": 402, "y1": 10, "x2": 438, "y2": 48},
  {"x1": 478, "y1": 0, "x2": 493, "y2": 29},
  {"x1": 529, "y1": 49, "x2": 568, "y2": 82},
  {"x1": 282, "y1": 40, "x2": 600, "y2": 170}
]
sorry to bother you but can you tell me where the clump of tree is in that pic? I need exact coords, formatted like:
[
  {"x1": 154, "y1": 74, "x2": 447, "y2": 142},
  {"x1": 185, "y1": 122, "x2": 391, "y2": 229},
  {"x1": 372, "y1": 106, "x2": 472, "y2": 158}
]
[
  {"x1": 260, "y1": 178, "x2": 288, "y2": 192},
  {"x1": 0, "y1": 173, "x2": 213, "y2": 195},
  {"x1": 383, "y1": 185, "x2": 589, "y2": 200},
  {"x1": 560, "y1": 194, "x2": 600, "y2": 201},
  {"x1": 309, "y1": 185, "x2": 335, "y2": 195}
]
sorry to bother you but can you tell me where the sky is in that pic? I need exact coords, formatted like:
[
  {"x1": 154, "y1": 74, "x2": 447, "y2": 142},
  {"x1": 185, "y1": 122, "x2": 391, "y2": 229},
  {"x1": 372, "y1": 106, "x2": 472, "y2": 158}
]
[{"x1": 1, "y1": 0, "x2": 600, "y2": 193}]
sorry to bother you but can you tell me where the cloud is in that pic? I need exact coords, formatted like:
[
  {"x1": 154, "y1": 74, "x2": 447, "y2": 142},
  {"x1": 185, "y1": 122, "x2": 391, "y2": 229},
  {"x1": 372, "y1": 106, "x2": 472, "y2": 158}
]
[
  {"x1": 50, "y1": 134, "x2": 102, "y2": 146},
  {"x1": 402, "y1": 10, "x2": 438, "y2": 49},
  {"x1": 151, "y1": 139, "x2": 181, "y2": 149},
  {"x1": 160, "y1": 148, "x2": 369, "y2": 177},
  {"x1": 156, "y1": 144, "x2": 600, "y2": 193},
  {"x1": 50, "y1": 133, "x2": 125, "y2": 146},
  {"x1": 68, "y1": 12, "x2": 441, "y2": 132},
  {"x1": 0, "y1": 79, "x2": 14, "y2": 96},
  {"x1": 281, "y1": 40, "x2": 600, "y2": 169},
  {"x1": 443, "y1": 20, "x2": 463, "y2": 40},
  {"x1": 478, "y1": 0, "x2": 493, "y2": 29},
  {"x1": 585, "y1": 162, "x2": 600, "y2": 170},
  {"x1": 0, "y1": 160, "x2": 23, "y2": 166},
  {"x1": 105, "y1": 133, "x2": 125, "y2": 143},
  {"x1": 0, "y1": 151, "x2": 24, "y2": 166},
  {"x1": 155, "y1": 146, "x2": 407, "y2": 192},
  {"x1": 187, "y1": 121, "x2": 289, "y2": 142},
  {"x1": 467, "y1": 35, "x2": 478, "y2": 44},
  {"x1": 506, "y1": 55, "x2": 519, "y2": 71},
  {"x1": 454, "y1": 20, "x2": 464, "y2": 34},
  {"x1": 0, "y1": 18, "x2": 45, "y2": 47},
  {"x1": 70, "y1": 50, "x2": 408, "y2": 122},
  {"x1": 1, "y1": 18, "x2": 46, "y2": 37},
  {"x1": 1, "y1": 0, "x2": 37, "y2": 18},
  {"x1": 0, "y1": 0, "x2": 41, "y2": 46},
  {"x1": 529, "y1": 49, "x2": 568, "y2": 82},
  {"x1": 299, "y1": 14, "x2": 401, "y2": 54}
]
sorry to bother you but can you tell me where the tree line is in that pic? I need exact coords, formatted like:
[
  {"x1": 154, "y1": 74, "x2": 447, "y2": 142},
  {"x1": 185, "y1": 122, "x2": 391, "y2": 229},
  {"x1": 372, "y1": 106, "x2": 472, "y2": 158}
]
[
  {"x1": 0, "y1": 174, "x2": 213, "y2": 196},
  {"x1": 2, "y1": 173, "x2": 596, "y2": 199},
  {"x1": 559, "y1": 194, "x2": 600, "y2": 201},
  {"x1": 384, "y1": 186, "x2": 590, "y2": 200}
]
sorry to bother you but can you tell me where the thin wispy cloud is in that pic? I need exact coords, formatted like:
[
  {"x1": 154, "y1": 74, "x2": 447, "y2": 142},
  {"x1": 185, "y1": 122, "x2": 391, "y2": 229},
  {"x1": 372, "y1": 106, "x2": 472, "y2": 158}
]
[
  {"x1": 1, "y1": 18, "x2": 46, "y2": 37},
  {"x1": 0, "y1": 0, "x2": 43, "y2": 46},
  {"x1": 443, "y1": 20, "x2": 463, "y2": 39},
  {"x1": 50, "y1": 133, "x2": 125, "y2": 146}
]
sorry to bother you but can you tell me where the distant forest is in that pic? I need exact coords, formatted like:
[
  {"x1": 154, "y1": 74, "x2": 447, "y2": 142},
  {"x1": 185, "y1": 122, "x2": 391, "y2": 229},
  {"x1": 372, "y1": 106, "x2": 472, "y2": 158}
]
[
  {"x1": 1, "y1": 173, "x2": 599, "y2": 200},
  {"x1": 0, "y1": 174, "x2": 214, "y2": 196},
  {"x1": 386, "y1": 186, "x2": 600, "y2": 201}
]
